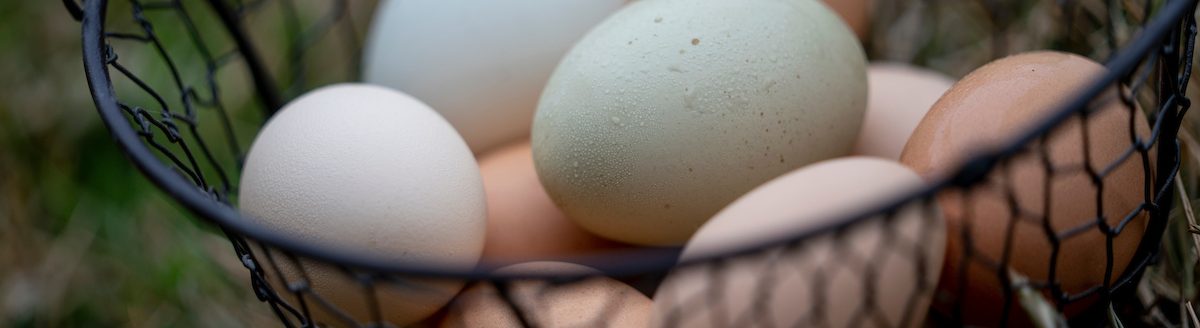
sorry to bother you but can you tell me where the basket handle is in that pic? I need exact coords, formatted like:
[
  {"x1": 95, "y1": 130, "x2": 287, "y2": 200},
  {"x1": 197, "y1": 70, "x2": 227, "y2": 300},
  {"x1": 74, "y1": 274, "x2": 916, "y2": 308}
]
[{"x1": 63, "y1": 0, "x2": 83, "y2": 21}]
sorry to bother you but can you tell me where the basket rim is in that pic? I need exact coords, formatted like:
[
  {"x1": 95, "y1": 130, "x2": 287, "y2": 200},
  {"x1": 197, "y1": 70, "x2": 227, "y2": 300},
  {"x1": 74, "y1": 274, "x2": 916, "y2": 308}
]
[{"x1": 78, "y1": 0, "x2": 1194, "y2": 281}]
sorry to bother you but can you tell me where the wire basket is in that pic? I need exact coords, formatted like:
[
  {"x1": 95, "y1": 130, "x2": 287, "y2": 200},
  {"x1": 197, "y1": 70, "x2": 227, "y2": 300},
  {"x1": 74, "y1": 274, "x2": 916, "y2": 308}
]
[{"x1": 64, "y1": 0, "x2": 1198, "y2": 326}]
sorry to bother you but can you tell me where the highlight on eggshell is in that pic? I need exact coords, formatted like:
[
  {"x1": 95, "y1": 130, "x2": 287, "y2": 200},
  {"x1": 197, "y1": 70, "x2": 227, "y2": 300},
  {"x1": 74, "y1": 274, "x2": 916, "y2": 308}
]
[
  {"x1": 441, "y1": 262, "x2": 653, "y2": 328},
  {"x1": 532, "y1": 0, "x2": 868, "y2": 247},
  {"x1": 363, "y1": 0, "x2": 628, "y2": 155},
  {"x1": 238, "y1": 84, "x2": 486, "y2": 326},
  {"x1": 900, "y1": 51, "x2": 1151, "y2": 324},
  {"x1": 476, "y1": 140, "x2": 631, "y2": 265},
  {"x1": 652, "y1": 157, "x2": 944, "y2": 328},
  {"x1": 853, "y1": 62, "x2": 956, "y2": 160}
]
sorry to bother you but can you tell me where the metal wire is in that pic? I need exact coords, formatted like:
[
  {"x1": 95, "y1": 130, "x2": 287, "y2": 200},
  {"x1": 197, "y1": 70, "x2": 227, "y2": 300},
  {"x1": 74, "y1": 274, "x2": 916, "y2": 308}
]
[{"x1": 70, "y1": 0, "x2": 1198, "y2": 326}]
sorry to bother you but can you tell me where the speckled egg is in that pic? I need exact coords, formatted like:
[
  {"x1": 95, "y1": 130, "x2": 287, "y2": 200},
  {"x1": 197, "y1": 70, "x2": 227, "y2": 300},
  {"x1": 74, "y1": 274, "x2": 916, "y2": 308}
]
[{"x1": 532, "y1": 0, "x2": 868, "y2": 246}]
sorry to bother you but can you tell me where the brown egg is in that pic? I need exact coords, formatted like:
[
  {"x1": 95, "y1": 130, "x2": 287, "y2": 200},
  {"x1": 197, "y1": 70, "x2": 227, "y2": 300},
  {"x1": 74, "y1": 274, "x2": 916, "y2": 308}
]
[
  {"x1": 441, "y1": 262, "x2": 653, "y2": 328},
  {"x1": 854, "y1": 63, "x2": 956, "y2": 160},
  {"x1": 823, "y1": 0, "x2": 870, "y2": 39},
  {"x1": 900, "y1": 51, "x2": 1151, "y2": 324},
  {"x1": 478, "y1": 141, "x2": 627, "y2": 263}
]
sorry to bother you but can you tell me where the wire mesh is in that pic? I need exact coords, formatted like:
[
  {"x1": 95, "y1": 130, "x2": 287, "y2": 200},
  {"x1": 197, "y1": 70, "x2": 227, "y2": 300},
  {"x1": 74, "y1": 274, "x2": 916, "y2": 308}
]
[{"x1": 65, "y1": 0, "x2": 1198, "y2": 327}]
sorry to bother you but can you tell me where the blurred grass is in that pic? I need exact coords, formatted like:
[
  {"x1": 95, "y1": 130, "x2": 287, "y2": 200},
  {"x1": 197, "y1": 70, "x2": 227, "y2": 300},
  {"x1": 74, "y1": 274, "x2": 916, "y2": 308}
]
[
  {"x1": 0, "y1": 1, "x2": 353, "y2": 326},
  {"x1": 0, "y1": 3, "x2": 248, "y2": 328}
]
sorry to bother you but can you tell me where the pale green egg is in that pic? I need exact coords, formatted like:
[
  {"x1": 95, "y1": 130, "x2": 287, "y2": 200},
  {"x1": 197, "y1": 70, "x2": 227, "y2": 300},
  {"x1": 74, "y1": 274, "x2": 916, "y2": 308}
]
[{"x1": 532, "y1": 0, "x2": 868, "y2": 246}]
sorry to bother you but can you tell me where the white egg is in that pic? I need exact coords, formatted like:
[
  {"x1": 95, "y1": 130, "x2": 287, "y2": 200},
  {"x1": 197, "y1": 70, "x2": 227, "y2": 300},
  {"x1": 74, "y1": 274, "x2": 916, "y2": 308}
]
[
  {"x1": 363, "y1": 0, "x2": 627, "y2": 154},
  {"x1": 532, "y1": 0, "x2": 868, "y2": 246},
  {"x1": 239, "y1": 84, "x2": 486, "y2": 326}
]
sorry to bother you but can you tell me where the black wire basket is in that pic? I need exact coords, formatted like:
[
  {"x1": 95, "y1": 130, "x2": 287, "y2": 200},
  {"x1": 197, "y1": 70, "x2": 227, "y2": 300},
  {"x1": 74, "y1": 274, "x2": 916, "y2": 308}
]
[{"x1": 64, "y1": 0, "x2": 1199, "y2": 327}]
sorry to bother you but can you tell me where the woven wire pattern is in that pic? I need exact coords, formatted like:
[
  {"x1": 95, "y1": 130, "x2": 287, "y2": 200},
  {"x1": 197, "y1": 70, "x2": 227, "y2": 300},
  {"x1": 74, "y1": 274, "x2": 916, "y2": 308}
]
[
  {"x1": 68, "y1": 0, "x2": 1197, "y2": 327},
  {"x1": 68, "y1": 0, "x2": 372, "y2": 326}
]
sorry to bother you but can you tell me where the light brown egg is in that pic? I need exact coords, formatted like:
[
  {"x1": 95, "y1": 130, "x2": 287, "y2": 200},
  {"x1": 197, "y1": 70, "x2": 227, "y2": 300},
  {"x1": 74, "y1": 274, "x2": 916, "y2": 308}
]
[
  {"x1": 478, "y1": 141, "x2": 628, "y2": 264},
  {"x1": 441, "y1": 262, "x2": 653, "y2": 328},
  {"x1": 854, "y1": 63, "x2": 956, "y2": 160},
  {"x1": 254, "y1": 246, "x2": 465, "y2": 328},
  {"x1": 900, "y1": 51, "x2": 1151, "y2": 324},
  {"x1": 823, "y1": 0, "x2": 870, "y2": 39},
  {"x1": 652, "y1": 157, "x2": 944, "y2": 327}
]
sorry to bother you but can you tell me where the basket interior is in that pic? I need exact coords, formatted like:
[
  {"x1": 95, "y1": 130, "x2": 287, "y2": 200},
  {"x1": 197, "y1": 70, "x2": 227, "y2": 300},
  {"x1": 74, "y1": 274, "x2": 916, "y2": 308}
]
[{"x1": 74, "y1": 0, "x2": 1198, "y2": 326}]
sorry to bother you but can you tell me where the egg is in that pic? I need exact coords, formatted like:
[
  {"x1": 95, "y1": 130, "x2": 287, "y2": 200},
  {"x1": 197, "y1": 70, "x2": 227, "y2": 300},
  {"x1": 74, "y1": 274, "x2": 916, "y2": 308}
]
[
  {"x1": 853, "y1": 63, "x2": 956, "y2": 159},
  {"x1": 532, "y1": 0, "x2": 868, "y2": 246},
  {"x1": 363, "y1": 0, "x2": 627, "y2": 154},
  {"x1": 822, "y1": 0, "x2": 871, "y2": 40},
  {"x1": 441, "y1": 262, "x2": 653, "y2": 328},
  {"x1": 477, "y1": 140, "x2": 628, "y2": 264},
  {"x1": 239, "y1": 84, "x2": 486, "y2": 326},
  {"x1": 899, "y1": 51, "x2": 1151, "y2": 324},
  {"x1": 651, "y1": 157, "x2": 945, "y2": 327}
]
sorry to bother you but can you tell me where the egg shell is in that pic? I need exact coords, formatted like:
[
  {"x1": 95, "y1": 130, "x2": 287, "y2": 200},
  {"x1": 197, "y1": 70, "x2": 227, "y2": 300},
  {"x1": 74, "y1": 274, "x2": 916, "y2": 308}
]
[
  {"x1": 363, "y1": 0, "x2": 627, "y2": 154},
  {"x1": 899, "y1": 51, "x2": 1151, "y2": 324},
  {"x1": 239, "y1": 84, "x2": 486, "y2": 326},
  {"x1": 532, "y1": 0, "x2": 868, "y2": 246},
  {"x1": 853, "y1": 63, "x2": 956, "y2": 160},
  {"x1": 651, "y1": 157, "x2": 945, "y2": 327},
  {"x1": 441, "y1": 262, "x2": 653, "y2": 328},
  {"x1": 477, "y1": 140, "x2": 629, "y2": 264},
  {"x1": 822, "y1": 0, "x2": 871, "y2": 39}
]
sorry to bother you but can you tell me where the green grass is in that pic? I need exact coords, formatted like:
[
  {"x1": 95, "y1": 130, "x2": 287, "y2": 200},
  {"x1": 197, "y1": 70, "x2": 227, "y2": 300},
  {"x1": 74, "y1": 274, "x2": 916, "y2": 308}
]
[
  {"x1": 0, "y1": 1, "x2": 288, "y2": 326},
  {"x1": 0, "y1": 0, "x2": 380, "y2": 325}
]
